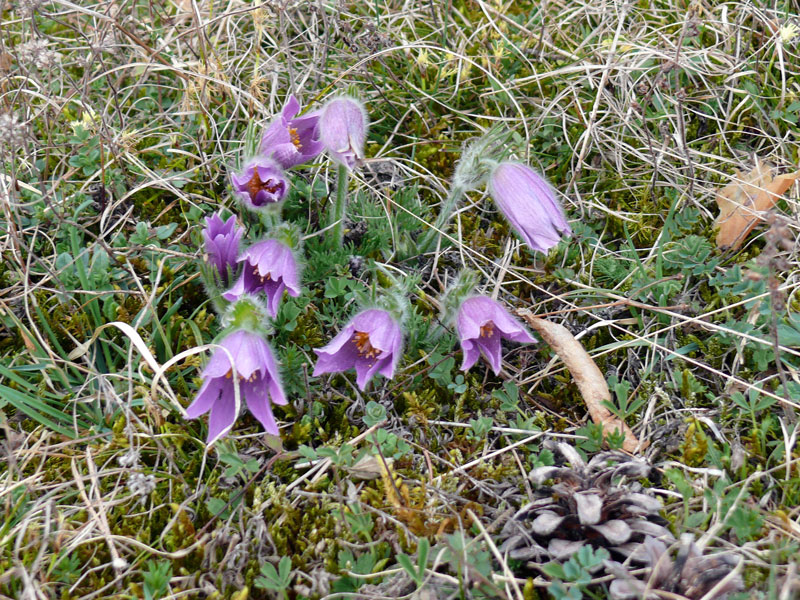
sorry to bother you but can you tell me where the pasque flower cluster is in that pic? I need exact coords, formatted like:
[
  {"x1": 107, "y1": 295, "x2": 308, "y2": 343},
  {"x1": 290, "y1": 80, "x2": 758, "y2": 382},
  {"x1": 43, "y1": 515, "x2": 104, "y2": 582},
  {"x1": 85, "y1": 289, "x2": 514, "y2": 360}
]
[
  {"x1": 187, "y1": 93, "x2": 573, "y2": 446},
  {"x1": 189, "y1": 94, "x2": 372, "y2": 444}
]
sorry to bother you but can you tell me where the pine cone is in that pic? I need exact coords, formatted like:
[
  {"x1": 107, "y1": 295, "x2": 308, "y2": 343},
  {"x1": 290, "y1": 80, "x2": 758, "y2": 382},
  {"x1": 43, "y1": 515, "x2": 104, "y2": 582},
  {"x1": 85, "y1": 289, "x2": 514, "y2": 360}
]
[
  {"x1": 604, "y1": 535, "x2": 743, "y2": 599},
  {"x1": 499, "y1": 443, "x2": 673, "y2": 563}
]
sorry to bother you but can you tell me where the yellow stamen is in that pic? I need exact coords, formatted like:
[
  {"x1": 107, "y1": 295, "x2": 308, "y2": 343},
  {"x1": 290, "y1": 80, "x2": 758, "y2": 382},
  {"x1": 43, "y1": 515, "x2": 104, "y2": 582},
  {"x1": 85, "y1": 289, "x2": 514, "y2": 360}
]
[
  {"x1": 353, "y1": 331, "x2": 381, "y2": 359},
  {"x1": 289, "y1": 126, "x2": 302, "y2": 149},
  {"x1": 480, "y1": 322, "x2": 495, "y2": 338},
  {"x1": 225, "y1": 368, "x2": 259, "y2": 382}
]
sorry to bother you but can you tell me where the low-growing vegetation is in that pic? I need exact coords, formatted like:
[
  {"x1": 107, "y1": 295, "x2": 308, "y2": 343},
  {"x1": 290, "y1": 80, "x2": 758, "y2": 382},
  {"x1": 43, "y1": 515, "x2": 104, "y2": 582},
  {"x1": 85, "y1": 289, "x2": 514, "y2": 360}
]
[{"x1": 1, "y1": 1, "x2": 799, "y2": 599}]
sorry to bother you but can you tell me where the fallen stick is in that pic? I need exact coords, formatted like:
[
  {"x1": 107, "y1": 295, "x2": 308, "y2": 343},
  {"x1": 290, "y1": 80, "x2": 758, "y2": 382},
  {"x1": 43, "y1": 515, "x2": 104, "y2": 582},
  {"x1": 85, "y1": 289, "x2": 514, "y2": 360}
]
[{"x1": 519, "y1": 311, "x2": 645, "y2": 453}]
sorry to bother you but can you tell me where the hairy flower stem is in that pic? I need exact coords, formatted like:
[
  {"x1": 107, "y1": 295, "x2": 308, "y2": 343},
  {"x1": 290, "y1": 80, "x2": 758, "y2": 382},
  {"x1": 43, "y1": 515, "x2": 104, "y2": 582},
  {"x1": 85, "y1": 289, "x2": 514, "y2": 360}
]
[
  {"x1": 259, "y1": 209, "x2": 281, "y2": 231},
  {"x1": 330, "y1": 163, "x2": 349, "y2": 247},
  {"x1": 417, "y1": 184, "x2": 465, "y2": 254}
]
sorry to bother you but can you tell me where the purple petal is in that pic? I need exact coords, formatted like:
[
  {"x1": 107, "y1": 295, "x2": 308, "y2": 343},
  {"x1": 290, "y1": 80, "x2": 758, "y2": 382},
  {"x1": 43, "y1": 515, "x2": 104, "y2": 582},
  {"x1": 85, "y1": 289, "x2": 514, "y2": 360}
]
[
  {"x1": 314, "y1": 322, "x2": 357, "y2": 358},
  {"x1": 313, "y1": 336, "x2": 359, "y2": 376},
  {"x1": 355, "y1": 356, "x2": 381, "y2": 390},
  {"x1": 352, "y1": 309, "x2": 401, "y2": 352},
  {"x1": 376, "y1": 354, "x2": 397, "y2": 380},
  {"x1": 475, "y1": 333, "x2": 503, "y2": 375},
  {"x1": 206, "y1": 385, "x2": 237, "y2": 444},
  {"x1": 202, "y1": 330, "x2": 263, "y2": 380},
  {"x1": 186, "y1": 377, "x2": 224, "y2": 418},
  {"x1": 243, "y1": 378, "x2": 279, "y2": 435},
  {"x1": 459, "y1": 339, "x2": 481, "y2": 372},
  {"x1": 222, "y1": 273, "x2": 247, "y2": 302},
  {"x1": 263, "y1": 279, "x2": 286, "y2": 317},
  {"x1": 282, "y1": 94, "x2": 301, "y2": 119}
]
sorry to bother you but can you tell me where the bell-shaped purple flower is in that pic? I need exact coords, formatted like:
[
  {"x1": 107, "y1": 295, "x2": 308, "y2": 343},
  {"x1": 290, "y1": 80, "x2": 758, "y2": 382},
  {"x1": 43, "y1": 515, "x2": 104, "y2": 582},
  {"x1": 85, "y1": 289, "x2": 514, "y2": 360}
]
[
  {"x1": 203, "y1": 212, "x2": 244, "y2": 285},
  {"x1": 457, "y1": 296, "x2": 535, "y2": 375},
  {"x1": 222, "y1": 239, "x2": 300, "y2": 316},
  {"x1": 313, "y1": 309, "x2": 403, "y2": 390},
  {"x1": 488, "y1": 162, "x2": 571, "y2": 253},
  {"x1": 186, "y1": 329, "x2": 287, "y2": 444},
  {"x1": 318, "y1": 96, "x2": 368, "y2": 169},
  {"x1": 260, "y1": 95, "x2": 323, "y2": 169},
  {"x1": 231, "y1": 156, "x2": 288, "y2": 210}
]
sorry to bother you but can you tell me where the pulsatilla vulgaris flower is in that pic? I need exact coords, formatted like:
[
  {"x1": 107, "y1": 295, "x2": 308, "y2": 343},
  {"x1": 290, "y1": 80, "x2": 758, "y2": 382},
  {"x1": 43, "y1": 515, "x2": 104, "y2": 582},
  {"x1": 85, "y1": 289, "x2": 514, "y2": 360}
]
[
  {"x1": 231, "y1": 156, "x2": 288, "y2": 210},
  {"x1": 186, "y1": 329, "x2": 287, "y2": 444},
  {"x1": 319, "y1": 96, "x2": 368, "y2": 168},
  {"x1": 202, "y1": 212, "x2": 243, "y2": 285},
  {"x1": 260, "y1": 95, "x2": 323, "y2": 169},
  {"x1": 223, "y1": 239, "x2": 300, "y2": 316},
  {"x1": 457, "y1": 296, "x2": 535, "y2": 374},
  {"x1": 488, "y1": 162, "x2": 571, "y2": 253},
  {"x1": 313, "y1": 309, "x2": 403, "y2": 390}
]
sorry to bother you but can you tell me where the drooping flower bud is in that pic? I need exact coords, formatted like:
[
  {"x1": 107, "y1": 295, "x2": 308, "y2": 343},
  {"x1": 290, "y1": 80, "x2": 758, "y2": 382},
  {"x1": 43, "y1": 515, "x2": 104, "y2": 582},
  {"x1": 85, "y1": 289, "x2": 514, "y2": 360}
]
[
  {"x1": 488, "y1": 162, "x2": 571, "y2": 253},
  {"x1": 318, "y1": 96, "x2": 368, "y2": 169},
  {"x1": 231, "y1": 156, "x2": 288, "y2": 211}
]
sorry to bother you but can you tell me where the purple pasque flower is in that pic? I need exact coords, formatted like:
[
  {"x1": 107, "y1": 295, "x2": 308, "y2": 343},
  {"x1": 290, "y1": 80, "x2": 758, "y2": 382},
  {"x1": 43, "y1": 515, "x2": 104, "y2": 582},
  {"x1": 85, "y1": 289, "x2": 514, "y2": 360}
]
[
  {"x1": 456, "y1": 295, "x2": 535, "y2": 375},
  {"x1": 313, "y1": 309, "x2": 403, "y2": 390},
  {"x1": 318, "y1": 96, "x2": 368, "y2": 169},
  {"x1": 231, "y1": 156, "x2": 288, "y2": 210},
  {"x1": 203, "y1": 212, "x2": 244, "y2": 285},
  {"x1": 488, "y1": 162, "x2": 571, "y2": 253},
  {"x1": 222, "y1": 239, "x2": 300, "y2": 316},
  {"x1": 186, "y1": 329, "x2": 287, "y2": 444},
  {"x1": 260, "y1": 95, "x2": 323, "y2": 169}
]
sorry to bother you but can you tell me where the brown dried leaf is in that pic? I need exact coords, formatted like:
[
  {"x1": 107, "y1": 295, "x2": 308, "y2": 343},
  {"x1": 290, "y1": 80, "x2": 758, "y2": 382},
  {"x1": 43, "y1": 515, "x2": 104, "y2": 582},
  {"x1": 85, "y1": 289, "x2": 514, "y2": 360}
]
[
  {"x1": 519, "y1": 313, "x2": 644, "y2": 453},
  {"x1": 714, "y1": 160, "x2": 800, "y2": 250}
]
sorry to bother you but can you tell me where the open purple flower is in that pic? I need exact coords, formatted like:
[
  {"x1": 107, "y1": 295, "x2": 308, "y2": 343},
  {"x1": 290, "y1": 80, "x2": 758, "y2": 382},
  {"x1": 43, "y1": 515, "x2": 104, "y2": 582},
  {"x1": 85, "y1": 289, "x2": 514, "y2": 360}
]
[
  {"x1": 313, "y1": 309, "x2": 403, "y2": 390},
  {"x1": 186, "y1": 329, "x2": 287, "y2": 444},
  {"x1": 457, "y1": 296, "x2": 535, "y2": 375},
  {"x1": 488, "y1": 162, "x2": 571, "y2": 253},
  {"x1": 222, "y1": 239, "x2": 300, "y2": 316},
  {"x1": 231, "y1": 156, "x2": 288, "y2": 210},
  {"x1": 261, "y1": 95, "x2": 323, "y2": 169},
  {"x1": 203, "y1": 212, "x2": 244, "y2": 285},
  {"x1": 318, "y1": 96, "x2": 367, "y2": 169}
]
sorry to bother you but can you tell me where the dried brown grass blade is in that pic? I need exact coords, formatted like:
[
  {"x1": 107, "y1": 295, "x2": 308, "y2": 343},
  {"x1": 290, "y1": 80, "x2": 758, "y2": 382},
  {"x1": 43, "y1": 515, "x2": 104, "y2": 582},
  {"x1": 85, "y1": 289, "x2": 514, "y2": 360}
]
[
  {"x1": 519, "y1": 313, "x2": 644, "y2": 453},
  {"x1": 714, "y1": 160, "x2": 800, "y2": 250}
]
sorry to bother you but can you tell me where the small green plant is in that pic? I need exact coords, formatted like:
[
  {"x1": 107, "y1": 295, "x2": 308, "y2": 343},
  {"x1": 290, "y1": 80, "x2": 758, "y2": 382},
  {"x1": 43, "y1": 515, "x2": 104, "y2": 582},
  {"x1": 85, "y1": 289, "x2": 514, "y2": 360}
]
[
  {"x1": 466, "y1": 416, "x2": 493, "y2": 442},
  {"x1": 374, "y1": 428, "x2": 411, "y2": 459},
  {"x1": 344, "y1": 503, "x2": 374, "y2": 541},
  {"x1": 67, "y1": 125, "x2": 101, "y2": 176},
  {"x1": 396, "y1": 538, "x2": 429, "y2": 589},
  {"x1": 255, "y1": 556, "x2": 293, "y2": 598},
  {"x1": 51, "y1": 552, "x2": 81, "y2": 584},
  {"x1": 363, "y1": 400, "x2": 387, "y2": 427},
  {"x1": 142, "y1": 559, "x2": 172, "y2": 600},
  {"x1": 493, "y1": 380, "x2": 519, "y2": 413},
  {"x1": 218, "y1": 452, "x2": 261, "y2": 480},
  {"x1": 542, "y1": 546, "x2": 610, "y2": 600},
  {"x1": 601, "y1": 374, "x2": 645, "y2": 422}
]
